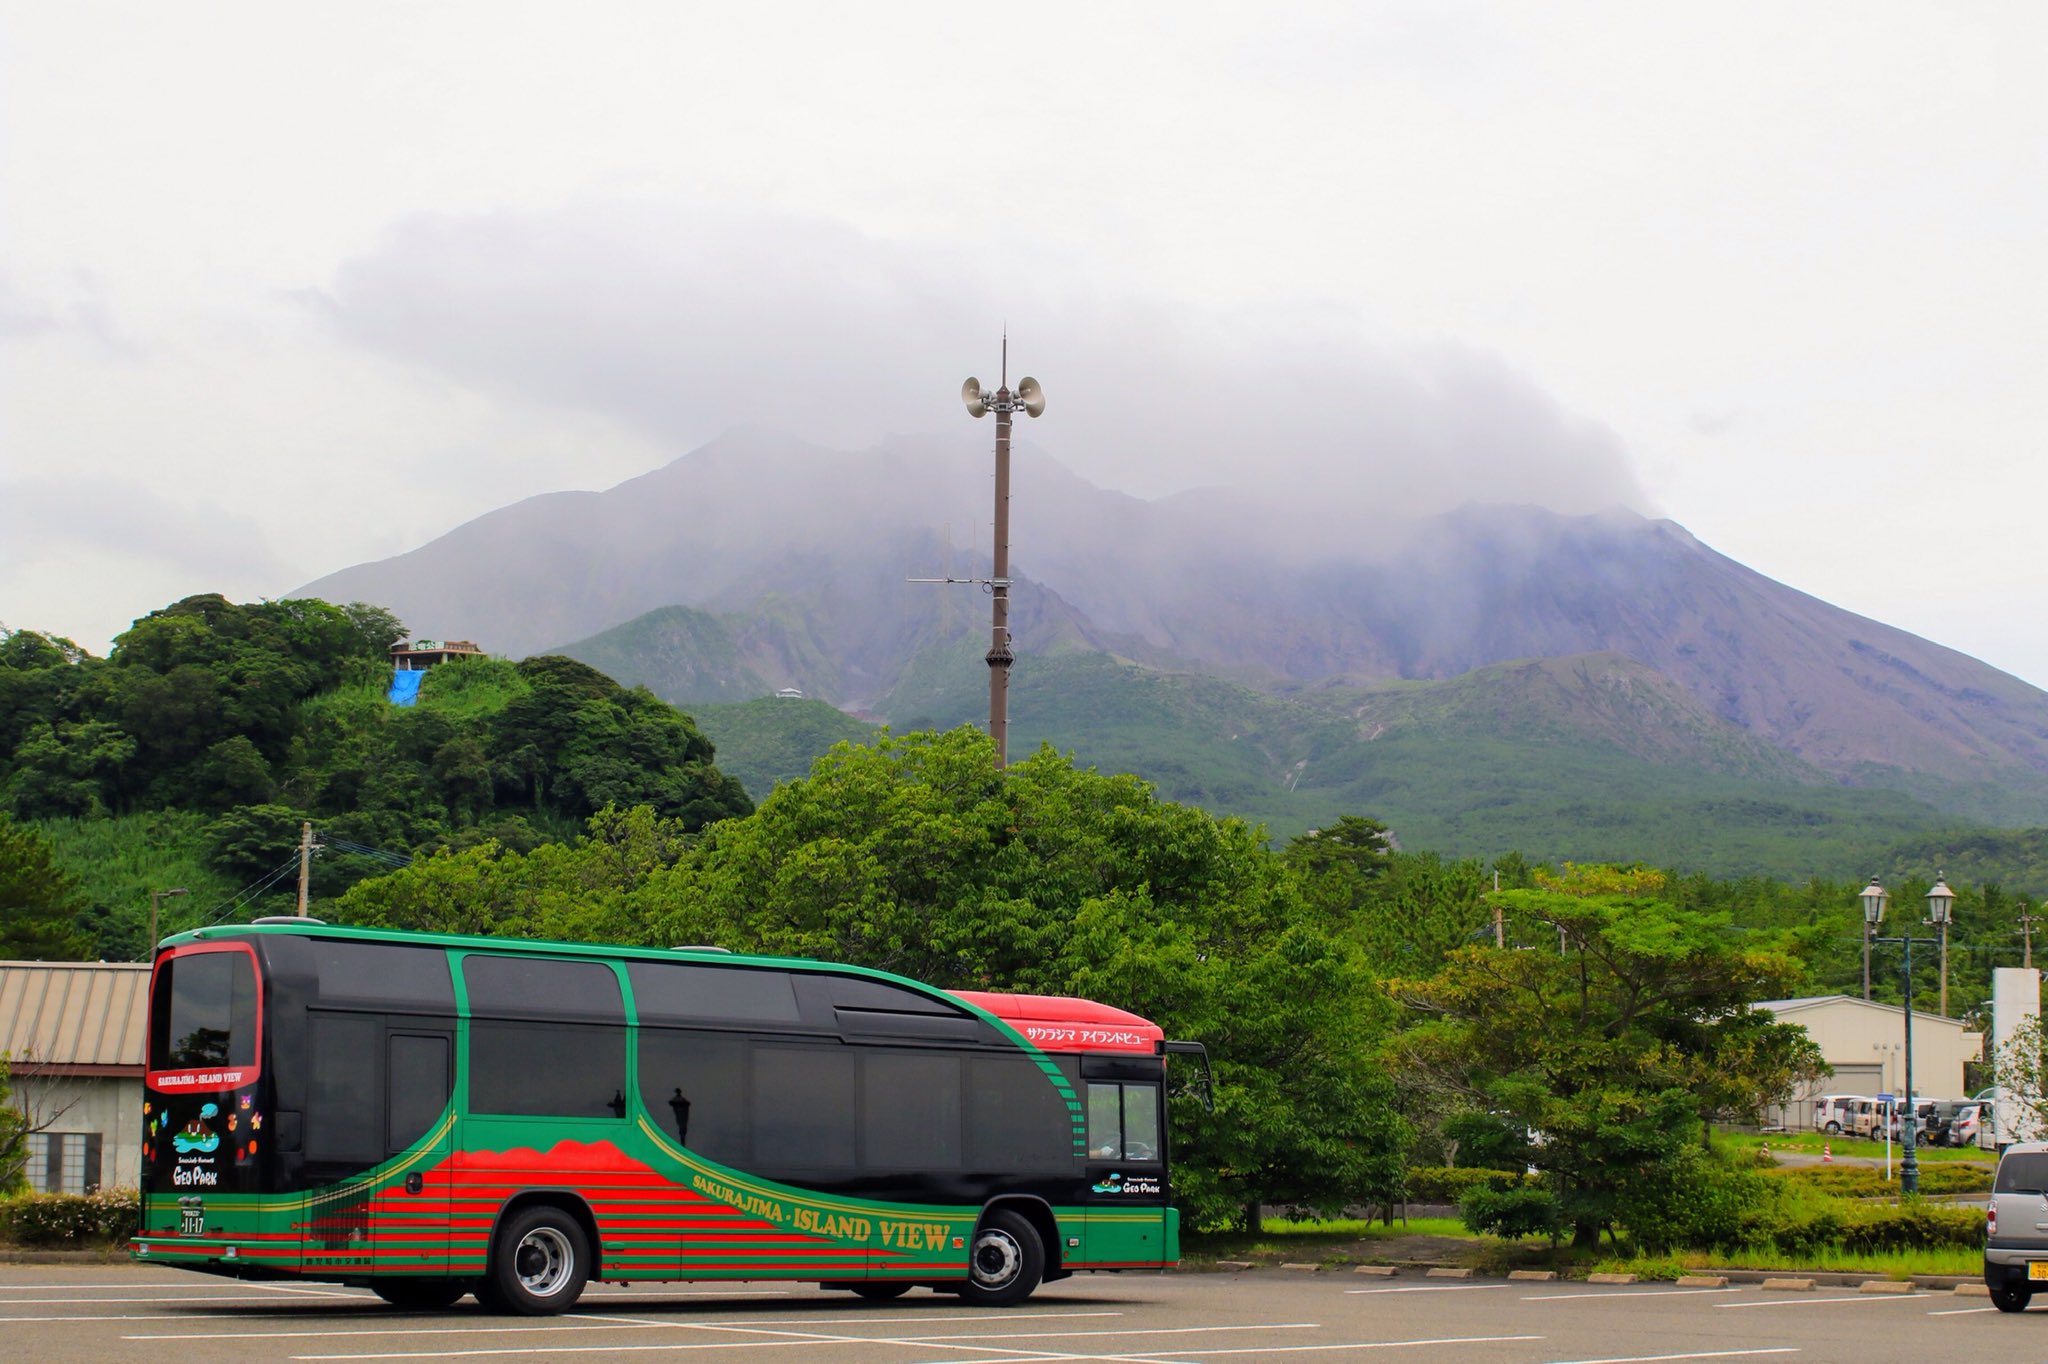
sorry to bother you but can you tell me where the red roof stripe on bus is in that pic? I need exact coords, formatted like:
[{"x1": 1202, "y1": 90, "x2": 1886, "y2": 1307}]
[{"x1": 950, "y1": 991, "x2": 1163, "y2": 1053}]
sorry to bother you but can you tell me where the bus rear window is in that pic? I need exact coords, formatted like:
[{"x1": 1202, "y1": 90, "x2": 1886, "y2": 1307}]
[{"x1": 150, "y1": 948, "x2": 259, "y2": 1073}]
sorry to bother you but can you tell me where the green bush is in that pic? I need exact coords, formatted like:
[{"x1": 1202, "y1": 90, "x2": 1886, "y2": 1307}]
[
  {"x1": 1405, "y1": 1166, "x2": 1531, "y2": 1202},
  {"x1": 1616, "y1": 1146, "x2": 1771, "y2": 1254},
  {"x1": 1460, "y1": 1183, "x2": 1561, "y2": 1241},
  {"x1": 0, "y1": 1188, "x2": 140, "y2": 1246},
  {"x1": 1768, "y1": 1164, "x2": 1990, "y2": 1197},
  {"x1": 1736, "y1": 1194, "x2": 1983, "y2": 1255}
]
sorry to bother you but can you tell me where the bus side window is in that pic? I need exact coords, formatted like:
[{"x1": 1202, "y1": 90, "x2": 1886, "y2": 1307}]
[
  {"x1": 637, "y1": 1029, "x2": 748, "y2": 1164},
  {"x1": 307, "y1": 1013, "x2": 383, "y2": 1164},
  {"x1": 388, "y1": 1034, "x2": 450, "y2": 1154}
]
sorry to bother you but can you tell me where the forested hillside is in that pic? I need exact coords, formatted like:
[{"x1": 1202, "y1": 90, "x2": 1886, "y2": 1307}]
[{"x1": 0, "y1": 595, "x2": 751, "y2": 956}]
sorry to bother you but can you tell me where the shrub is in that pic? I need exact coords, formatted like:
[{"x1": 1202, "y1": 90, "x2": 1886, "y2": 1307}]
[
  {"x1": 1616, "y1": 1146, "x2": 1771, "y2": 1254},
  {"x1": 0, "y1": 1188, "x2": 140, "y2": 1246},
  {"x1": 1768, "y1": 1164, "x2": 1990, "y2": 1197},
  {"x1": 1460, "y1": 1183, "x2": 1562, "y2": 1241},
  {"x1": 1405, "y1": 1166, "x2": 1530, "y2": 1202}
]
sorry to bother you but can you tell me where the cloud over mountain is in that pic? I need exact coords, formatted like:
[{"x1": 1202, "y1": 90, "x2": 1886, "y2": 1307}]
[{"x1": 311, "y1": 199, "x2": 1648, "y2": 518}]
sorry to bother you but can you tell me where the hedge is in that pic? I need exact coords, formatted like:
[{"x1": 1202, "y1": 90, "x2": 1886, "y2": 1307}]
[
  {"x1": 1404, "y1": 1166, "x2": 1532, "y2": 1202},
  {"x1": 1767, "y1": 1164, "x2": 1991, "y2": 1198},
  {"x1": 0, "y1": 1189, "x2": 140, "y2": 1246}
]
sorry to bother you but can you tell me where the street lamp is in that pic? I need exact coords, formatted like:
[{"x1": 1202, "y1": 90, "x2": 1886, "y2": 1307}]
[
  {"x1": 1860, "y1": 876, "x2": 1888, "y2": 1001},
  {"x1": 1866, "y1": 876, "x2": 1960, "y2": 1195},
  {"x1": 1926, "y1": 873, "x2": 1955, "y2": 1016},
  {"x1": 147, "y1": 887, "x2": 187, "y2": 958}
]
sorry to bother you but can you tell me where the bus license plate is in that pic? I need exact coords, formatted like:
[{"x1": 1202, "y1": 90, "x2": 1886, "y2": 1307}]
[{"x1": 2028, "y1": 1262, "x2": 2048, "y2": 1281}]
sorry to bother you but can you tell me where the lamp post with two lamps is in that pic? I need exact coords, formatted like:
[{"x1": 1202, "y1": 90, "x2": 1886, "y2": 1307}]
[{"x1": 1861, "y1": 874, "x2": 1958, "y2": 1195}]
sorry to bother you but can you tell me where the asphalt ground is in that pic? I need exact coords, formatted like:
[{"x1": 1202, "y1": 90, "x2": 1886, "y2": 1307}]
[{"x1": 0, "y1": 1264, "x2": 2039, "y2": 1364}]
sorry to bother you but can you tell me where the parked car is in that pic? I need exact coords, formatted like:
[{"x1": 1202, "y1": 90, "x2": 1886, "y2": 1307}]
[
  {"x1": 1920, "y1": 1100, "x2": 1967, "y2": 1146},
  {"x1": 1952, "y1": 1103, "x2": 1988, "y2": 1149},
  {"x1": 1984, "y1": 1141, "x2": 2048, "y2": 1311},
  {"x1": 1814, "y1": 1094, "x2": 1866, "y2": 1134}
]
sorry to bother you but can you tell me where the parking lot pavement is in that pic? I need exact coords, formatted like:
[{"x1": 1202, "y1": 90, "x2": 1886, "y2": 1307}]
[{"x1": 0, "y1": 1264, "x2": 2034, "y2": 1364}]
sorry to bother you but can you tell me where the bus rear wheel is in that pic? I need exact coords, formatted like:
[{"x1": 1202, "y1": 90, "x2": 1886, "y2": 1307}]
[
  {"x1": 371, "y1": 1277, "x2": 467, "y2": 1311},
  {"x1": 956, "y1": 1209, "x2": 1043, "y2": 1307},
  {"x1": 484, "y1": 1206, "x2": 590, "y2": 1315}
]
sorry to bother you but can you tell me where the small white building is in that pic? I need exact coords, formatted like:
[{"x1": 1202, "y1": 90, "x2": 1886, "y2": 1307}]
[
  {"x1": 1, "y1": 961, "x2": 149, "y2": 1192},
  {"x1": 1755, "y1": 994, "x2": 1984, "y2": 1130}
]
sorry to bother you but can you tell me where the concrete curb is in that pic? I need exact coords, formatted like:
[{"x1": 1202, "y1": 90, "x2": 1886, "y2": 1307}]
[
  {"x1": 1424, "y1": 1267, "x2": 1473, "y2": 1279},
  {"x1": 1507, "y1": 1270, "x2": 1556, "y2": 1281},
  {"x1": 1760, "y1": 1278, "x2": 1816, "y2": 1292},
  {"x1": 1858, "y1": 1280, "x2": 1914, "y2": 1294},
  {"x1": 1586, "y1": 1273, "x2": 1637, "y2": 1285},
  {"x1": 1353, "y1": 1265, "x2": 1399, "y2": 1277}
]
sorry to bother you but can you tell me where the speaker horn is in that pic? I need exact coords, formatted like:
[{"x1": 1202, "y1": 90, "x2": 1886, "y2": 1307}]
[
  {"x1": 1017, "y1": 375, "x2": 1045, "y2": 418},
  {"x1": 961, "y1": 377, "x2": 987, "y2": 418}
]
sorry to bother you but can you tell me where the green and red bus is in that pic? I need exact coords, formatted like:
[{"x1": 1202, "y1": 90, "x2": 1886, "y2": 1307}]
[{"x1": 134, "y1": 919, "x2": 1205, "y2": 1313}]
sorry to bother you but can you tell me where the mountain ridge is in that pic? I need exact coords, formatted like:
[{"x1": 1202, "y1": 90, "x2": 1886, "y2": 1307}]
[{"x1": 292, "y1": 428, "x2": 2048, "y2": 826}]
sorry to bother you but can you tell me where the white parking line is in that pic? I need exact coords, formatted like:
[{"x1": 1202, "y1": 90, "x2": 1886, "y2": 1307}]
[
  {"x1": 1540, "y1": 1343, "x2": 1802, "y2": 1351},
  {"x1": 126, "y1": 1309, "x2": 1128, "y2": 1342},
  {"x1": 290, "y1": 1327, "x2": 1541, "y2": 1363},
  {"x1": 1027, "y1": 1337, "x2": 1546, "y2": 1360},
  {"x1": 1925, "y1": 1306, "x2": 1994, "y2": 1316},
  {"x1": 1519, "y1": 1288, "x2": 1742, "y2": 1301},
  {"x1": 1713, "y1": 1294, "x2": 1923, "y2": 1309},
  {"x1": 1343, "y1": 1283, "x2": 1513, "y2": 1295}
]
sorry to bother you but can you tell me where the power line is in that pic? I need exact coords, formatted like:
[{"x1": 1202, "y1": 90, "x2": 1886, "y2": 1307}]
[{"x1": 323, "y1": 836, "x2": 413, "y2": 869}]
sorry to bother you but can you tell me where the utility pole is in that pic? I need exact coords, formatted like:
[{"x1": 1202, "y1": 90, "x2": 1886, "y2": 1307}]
[
  {"x1": 2020, "y1": 898, "x2": 2039, "y2": 969},
  {"x1": 296, "y1": 821, "x2": 315, "y2": 917},
  {"x1": 1492, "y1": 870, "x2": 1504, "y2": 948},
  {"x1": 147, "y1": 886, "x2": 187, "y2": 957}
]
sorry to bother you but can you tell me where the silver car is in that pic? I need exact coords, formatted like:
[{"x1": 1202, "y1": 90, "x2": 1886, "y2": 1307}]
[{"x1": 1985, "y1": 1142, "x2": 2048, "y2": 1311}]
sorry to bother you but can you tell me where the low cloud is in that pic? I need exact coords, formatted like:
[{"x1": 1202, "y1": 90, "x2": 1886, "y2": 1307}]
[{"x1": 313, "y1": 199, "x2": 1647, "y2": 518}]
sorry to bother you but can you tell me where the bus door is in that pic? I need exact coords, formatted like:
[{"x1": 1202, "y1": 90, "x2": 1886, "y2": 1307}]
[
  {"x1": 1081, "y1": 1064, "x2": 1171, "y2": 1265},
  {"x1": 384, "y1": 1031, "x2": 454, "y2": 1275}
]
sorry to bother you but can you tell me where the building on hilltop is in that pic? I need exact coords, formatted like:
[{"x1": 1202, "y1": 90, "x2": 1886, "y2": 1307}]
[
  {"x1": 388, "y1": 638, "x2": 486, "y2": 670},
  {"x1": 387, "y1": 638, "x2": 486, "y2": 706}
]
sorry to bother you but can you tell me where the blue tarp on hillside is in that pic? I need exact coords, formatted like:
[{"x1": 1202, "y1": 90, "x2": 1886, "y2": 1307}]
[{"x1": 388, "y1": 669, "x2": 425, "y2": 707}]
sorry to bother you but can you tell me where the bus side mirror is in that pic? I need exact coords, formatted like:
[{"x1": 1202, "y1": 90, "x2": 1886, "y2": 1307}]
[{"x1": 1158, "y1": 1040, "x2": 1215, "y2": 1113}]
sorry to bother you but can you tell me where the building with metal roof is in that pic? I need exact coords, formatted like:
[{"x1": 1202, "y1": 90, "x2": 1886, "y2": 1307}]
[{"x1": 1, "y1": 961, "x2": 149, "y2": 1192}]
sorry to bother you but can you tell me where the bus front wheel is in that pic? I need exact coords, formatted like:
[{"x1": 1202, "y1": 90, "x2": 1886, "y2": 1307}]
[
  {"x1": 484, "y1": 1206, "x2": 590, "y2": 1315},
  {"x1": 957, "y1": 1209, "x2": 1043, "y2": 1307},
  {"x1": 371, "y1": 1277, "x2": 467, "y2": 1311}
]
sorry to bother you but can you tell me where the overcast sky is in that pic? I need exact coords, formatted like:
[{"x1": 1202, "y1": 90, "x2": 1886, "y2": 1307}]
[{"x1": 4, "y1": 3, "x2": 2045, "y2": 685}]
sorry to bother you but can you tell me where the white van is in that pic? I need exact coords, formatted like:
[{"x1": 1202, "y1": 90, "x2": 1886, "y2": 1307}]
[{"x1": 1814, "y1": 1094, "x2": 1865, "y2": 1134}]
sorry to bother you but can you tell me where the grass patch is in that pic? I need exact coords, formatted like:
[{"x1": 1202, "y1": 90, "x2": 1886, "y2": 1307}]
[
  {"x1": 1717, "y1": 1129, "x2": 1992, "y2": 1165},
  {"x1": 1184, "y1": 1217, "x2": 1476, "y2": 1265}
]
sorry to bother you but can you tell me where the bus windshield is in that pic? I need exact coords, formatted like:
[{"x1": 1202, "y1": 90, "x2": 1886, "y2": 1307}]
[{"x1": 147, "y1": 945, "x2": 261, "y2": 1086}]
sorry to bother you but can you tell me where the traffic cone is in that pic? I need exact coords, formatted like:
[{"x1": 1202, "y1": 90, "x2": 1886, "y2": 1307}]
[{"x1": 1822, "y1": 1141, "x2": 1832, "y2": 1163}]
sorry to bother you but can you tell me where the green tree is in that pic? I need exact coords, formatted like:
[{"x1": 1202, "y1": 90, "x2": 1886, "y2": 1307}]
[
  {"x1": 1392, "y1": 863, "x2": 1820, "y2": 1249},
  {"x1": 641, "y1": 728, "x2": 1409, "y2": 1228},
  {"x1": 0, "y1": 816, "x2": 91, "y2": 959}
]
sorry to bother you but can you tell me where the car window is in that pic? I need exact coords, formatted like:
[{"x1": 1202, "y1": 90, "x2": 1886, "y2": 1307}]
[{"x1": 1995, "y1": 1153, "x2": 2048, "y2": 1194}]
